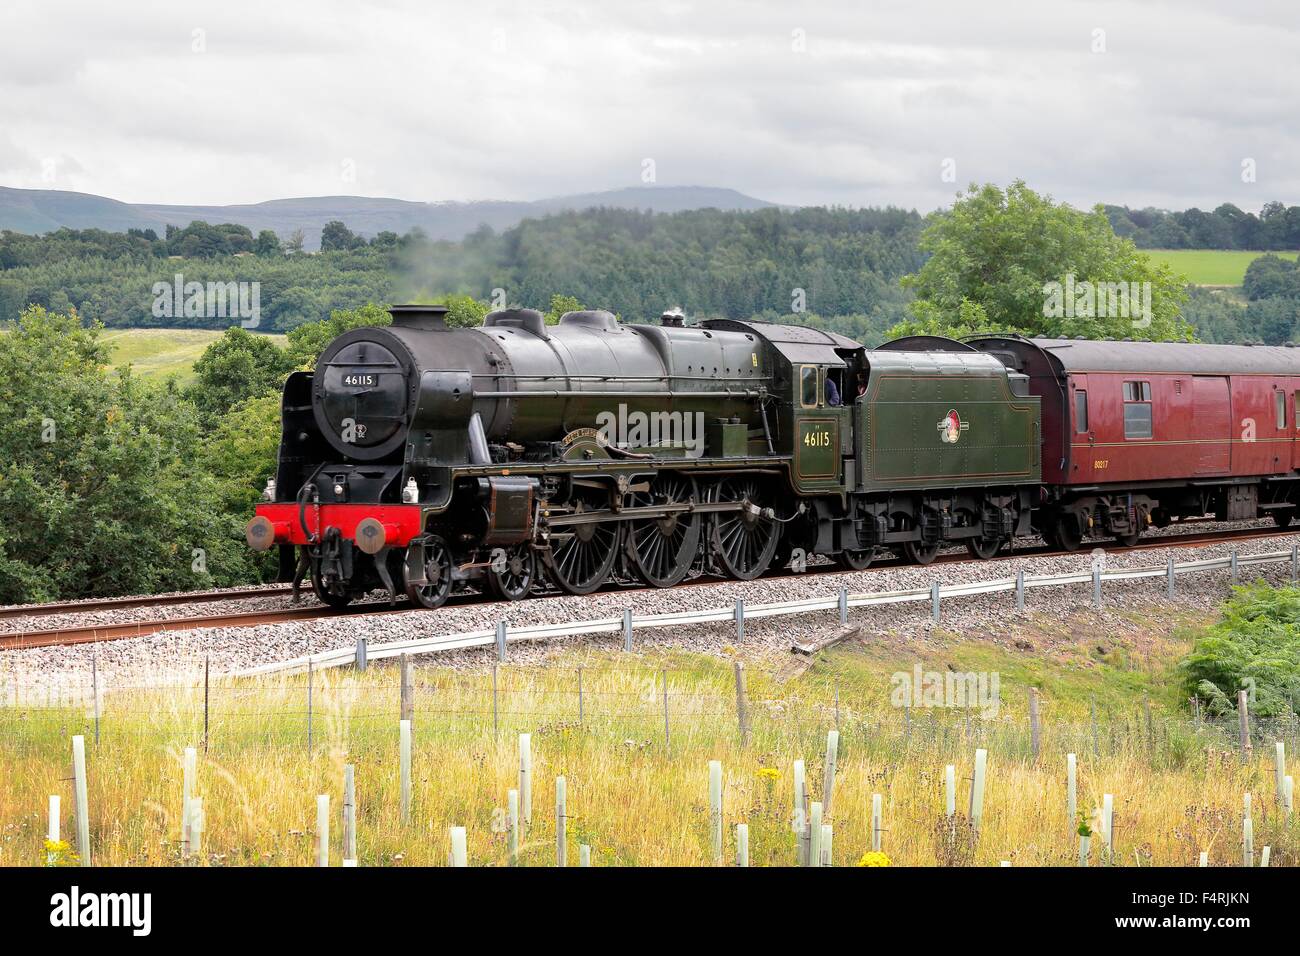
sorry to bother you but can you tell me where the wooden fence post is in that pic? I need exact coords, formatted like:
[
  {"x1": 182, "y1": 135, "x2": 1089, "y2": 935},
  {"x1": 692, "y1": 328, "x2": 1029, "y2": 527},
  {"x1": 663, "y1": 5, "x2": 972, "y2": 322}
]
[
  {"x1": 316, "y1": 794, "x2": 329, "y2": 867},
  {"x1": 399, "y1": 719, "x2": 412, "y2": 824},
  {"x1": 822, "y1": 730, "x2": 839, "y2": 816},
  {"x1": 71, "y1": 735, "x2": 90, "y2": 866},
  {"x1": 709, "y1": 760, "x2": 723, "y2": 865},
  {"x1": 733, "y1": 662, "x2": 750, "y2": 747}
]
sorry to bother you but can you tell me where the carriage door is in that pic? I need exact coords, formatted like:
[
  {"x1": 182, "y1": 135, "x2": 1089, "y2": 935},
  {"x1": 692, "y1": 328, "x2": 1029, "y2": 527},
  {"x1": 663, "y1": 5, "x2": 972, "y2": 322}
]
[
  {"x1": 1069, "y1": 375, "x2": 1093, "y2": 477},
  {"x1": 1192, "y1": 376, "x2": 1231, "y2": 475},
  {"x1": 1293, "y1": 390, "x2": 1300, "y2": 472}
]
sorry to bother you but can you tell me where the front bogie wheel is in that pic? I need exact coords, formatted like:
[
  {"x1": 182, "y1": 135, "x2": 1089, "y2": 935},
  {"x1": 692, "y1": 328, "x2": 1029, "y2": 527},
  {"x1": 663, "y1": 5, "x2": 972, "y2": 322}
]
[
  {"x1": 484, "y1": 543, "x2": 536, "y2": 601},
  {"x1": 404, "y1": 535, "x2": 453, "y2": 609}
]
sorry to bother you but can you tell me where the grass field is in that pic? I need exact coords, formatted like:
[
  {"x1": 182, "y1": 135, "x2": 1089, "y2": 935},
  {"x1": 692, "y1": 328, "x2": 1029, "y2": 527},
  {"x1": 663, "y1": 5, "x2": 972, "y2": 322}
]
[
  {"x1": 1146, "y1": 249, "x2": 1299, "y2": 287},
  {"x1": 4, "y1": 606, "x2": 1296, "y2": 867},
  {"x1": 100, "y1": 328, "x2": 286, "y2": 382}
]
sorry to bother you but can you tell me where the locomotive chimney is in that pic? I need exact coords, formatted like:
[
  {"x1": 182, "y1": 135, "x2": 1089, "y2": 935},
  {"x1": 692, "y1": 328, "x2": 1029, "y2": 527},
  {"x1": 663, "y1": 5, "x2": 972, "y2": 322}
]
[{"x1": 388, "y1": 304, "x2": 451, "y2": 330}]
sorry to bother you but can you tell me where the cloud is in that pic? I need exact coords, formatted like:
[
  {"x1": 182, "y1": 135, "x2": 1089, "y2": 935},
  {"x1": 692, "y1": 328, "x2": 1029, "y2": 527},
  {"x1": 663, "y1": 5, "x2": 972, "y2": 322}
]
[{"x1": 0, "y1": 0, "x2": 1296, "y2": 211}]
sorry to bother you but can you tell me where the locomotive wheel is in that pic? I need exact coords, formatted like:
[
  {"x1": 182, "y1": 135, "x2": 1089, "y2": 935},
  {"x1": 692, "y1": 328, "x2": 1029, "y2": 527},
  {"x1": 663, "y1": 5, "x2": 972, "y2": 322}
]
[
  {"x1": 709, "y1": 477, "x2": 780, "y2": 580},
  {"x1": 836, "y1": 549, "x2": 875, "y2": 571},
  {"x1": 966, "y1": 537, "x2": 1003, "y2": 560},
  {"x1": 484, "y1": 543, "x2": 536, "y2": 601},
  {"x1": 404, "y1": 535, "x2": 453, "y2": 609},
  {"x1": 626, "y1": 475, "x2": 701, "y2": 588},
  {"x1": 546, "y1": 500, "x2": 621, "y2": 595}
]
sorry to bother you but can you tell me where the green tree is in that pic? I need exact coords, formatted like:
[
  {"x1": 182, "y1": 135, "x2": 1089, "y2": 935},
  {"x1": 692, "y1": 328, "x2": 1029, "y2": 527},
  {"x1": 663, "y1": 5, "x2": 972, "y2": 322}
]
[
  {"x1": 255, "y1": 230, "x2": 282, "y2": 256},
  {"x1": 320, "y1": 220, "x2": 358, "y2": 252},
  {"x1": 893, "y1": 181, "x2": 1192, "y2": 341},
  {"x1": 0, "y1": 306, "x2": 256, "y2": 601},
  {"x1": 438, "y1": 293, "x2": 489, "y2": 328},
  {"x1": 186, "y1": 326, "x2": 295, "y2": 423},
  {"x1": 284, "y1": 302, "x2": 392, "y2": 368},
  {"x1": 543, "y1": 293, "x2": 586, "y2": 325}
]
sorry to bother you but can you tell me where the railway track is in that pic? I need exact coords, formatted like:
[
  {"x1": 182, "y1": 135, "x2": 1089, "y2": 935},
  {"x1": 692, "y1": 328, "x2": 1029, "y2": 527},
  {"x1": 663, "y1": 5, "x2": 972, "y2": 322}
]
[{"x1": 2, "y1": 522, "x2": 1294, "y2": 651}]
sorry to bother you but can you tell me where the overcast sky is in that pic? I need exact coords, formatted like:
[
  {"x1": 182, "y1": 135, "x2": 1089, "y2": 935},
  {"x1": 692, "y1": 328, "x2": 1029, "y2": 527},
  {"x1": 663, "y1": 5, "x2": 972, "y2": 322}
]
[{"x1": 1, "y1": 0, "x2": 1296, "y2": 213}]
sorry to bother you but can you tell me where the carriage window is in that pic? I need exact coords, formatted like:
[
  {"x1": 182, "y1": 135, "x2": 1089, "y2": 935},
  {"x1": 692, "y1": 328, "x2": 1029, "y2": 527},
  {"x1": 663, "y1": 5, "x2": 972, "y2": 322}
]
[
  {"x1": 1277, "y1": 390, "x2": 1286, "y2": 429},
  {"x1": 1123, "y1": 380, "x2": 1152, "y2": 439},
  {"x1": 800, "y1": 366, "x2": 818, "y2": 407},
  {"x1": 1074, "y1": 390, "x2": 1088, "y2": 432}
]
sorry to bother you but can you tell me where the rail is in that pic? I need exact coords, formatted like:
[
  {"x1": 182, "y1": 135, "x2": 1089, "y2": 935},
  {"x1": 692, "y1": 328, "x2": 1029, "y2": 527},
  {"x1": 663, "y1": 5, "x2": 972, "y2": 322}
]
[{"x1": 234, "y1": 545, "x2": 1300, "y2": 678}]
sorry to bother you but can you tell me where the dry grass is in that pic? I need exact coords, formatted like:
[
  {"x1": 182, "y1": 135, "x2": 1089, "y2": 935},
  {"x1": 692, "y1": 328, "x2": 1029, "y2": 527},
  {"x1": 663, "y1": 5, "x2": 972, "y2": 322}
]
[{"x1": 2, "y1": 644, "x2": 1296, "y2": 867}]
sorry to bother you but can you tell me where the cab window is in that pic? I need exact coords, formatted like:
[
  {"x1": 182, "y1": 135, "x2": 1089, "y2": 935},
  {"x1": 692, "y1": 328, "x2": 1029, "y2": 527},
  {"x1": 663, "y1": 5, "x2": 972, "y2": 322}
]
[
  {"x1": 800, "y1": 366, "x2": 818, "y2": 408},
  {"x1": 1276, "y1": 390, "x2": 1286, "y2": 430},
  {"x1": 1074, "y1": 389, "x2": 1088, "y2": 433}
]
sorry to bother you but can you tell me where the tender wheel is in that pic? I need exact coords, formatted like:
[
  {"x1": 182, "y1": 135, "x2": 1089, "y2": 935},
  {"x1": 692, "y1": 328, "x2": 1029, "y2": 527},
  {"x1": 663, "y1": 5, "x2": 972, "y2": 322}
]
[
  {"x1": 404, "y1": 535, "x2": 453, "y2": 609},
  {"x1": 311, "y1": 568, "x2": 352, "y2": 609},
  {"x1": 836, "y1": 549, "x2": 875, "y2": 571},
  {"x1": 966, "y1": 537, "x2": 1003, "y2": 560},
  {"x1": 546, "y1": 499, "x2": 621, "y2": 595},
  {"x1": 1113, "y1": 530, "x2": 1140, "y2": 548},
  {"x1": 709, "y1": 477, "x2": 780, "y2": 580},
  {"x1": 484, "y1": 543, "x2": 536, "y2": 601},
  {"x1": 902, "y1": 539, "x2": 941, "y2": 565},
  {"x1": 626, "y1": 474, "x2": 701, "y2": 588},
  {"x1": 1273, "y1": 510, "x2": 1294, "y2": 529},
  {"x1": 1052, "y1": 514, "x2": 1084, "y2": 552}
]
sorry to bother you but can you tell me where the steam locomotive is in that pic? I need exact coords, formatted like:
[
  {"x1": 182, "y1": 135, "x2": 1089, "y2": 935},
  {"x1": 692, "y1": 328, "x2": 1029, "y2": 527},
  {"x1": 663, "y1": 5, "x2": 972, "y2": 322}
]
[{"x1": 245, "y1": 304, "x2": 1300, "y2": 608}]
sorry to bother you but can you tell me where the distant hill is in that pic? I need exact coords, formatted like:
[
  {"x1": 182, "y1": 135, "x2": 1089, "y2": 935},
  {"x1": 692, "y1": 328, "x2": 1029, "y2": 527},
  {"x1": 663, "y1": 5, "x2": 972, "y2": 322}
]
[{"x1": 0, "y1": 185, "x2": 777, "y2": 249}]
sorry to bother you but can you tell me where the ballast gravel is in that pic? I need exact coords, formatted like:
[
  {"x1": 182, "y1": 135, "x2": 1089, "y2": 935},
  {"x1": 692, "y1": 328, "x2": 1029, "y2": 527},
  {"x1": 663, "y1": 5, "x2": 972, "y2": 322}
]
[{"x1": 3, "y1": 521, "x2": 1297, "y2": 700}]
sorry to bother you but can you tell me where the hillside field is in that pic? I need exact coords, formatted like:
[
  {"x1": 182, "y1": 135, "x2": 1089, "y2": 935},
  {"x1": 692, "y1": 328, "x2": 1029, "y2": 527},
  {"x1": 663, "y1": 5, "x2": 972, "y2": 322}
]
[
  {"x1": 1147, "y1": 248, "x2": 1299, "y2": 287},
  {"x1": 100, "y1": 328, "x2": 286, "y2": 381}
]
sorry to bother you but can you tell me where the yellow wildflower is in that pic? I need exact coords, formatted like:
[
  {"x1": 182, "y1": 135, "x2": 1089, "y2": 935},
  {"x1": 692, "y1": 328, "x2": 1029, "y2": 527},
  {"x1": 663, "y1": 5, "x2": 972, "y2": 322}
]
[{"x1": 856, "y1": 851, "x2": 891, "y2": 867}]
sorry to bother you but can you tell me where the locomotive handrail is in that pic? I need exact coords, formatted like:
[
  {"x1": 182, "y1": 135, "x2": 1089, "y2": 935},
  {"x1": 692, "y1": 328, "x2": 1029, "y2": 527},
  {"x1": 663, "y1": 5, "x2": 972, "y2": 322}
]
[{"x1": 231, "y1": 545, "x2": 1300, "y2": 678}]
